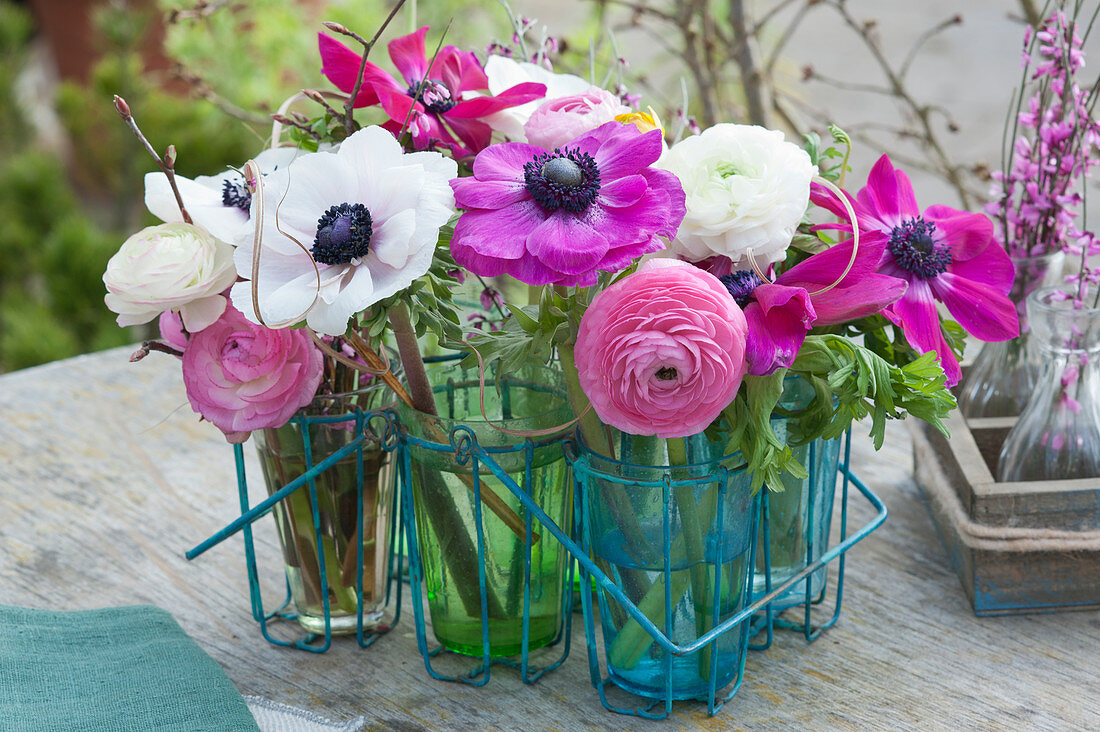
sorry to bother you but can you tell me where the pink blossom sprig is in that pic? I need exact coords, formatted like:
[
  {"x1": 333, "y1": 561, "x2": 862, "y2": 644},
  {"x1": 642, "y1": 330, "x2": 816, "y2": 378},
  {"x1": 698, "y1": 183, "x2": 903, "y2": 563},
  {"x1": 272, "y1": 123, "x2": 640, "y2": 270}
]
[{"x1": 987, "y1": 4, "x2": 1100, "y2": 304}]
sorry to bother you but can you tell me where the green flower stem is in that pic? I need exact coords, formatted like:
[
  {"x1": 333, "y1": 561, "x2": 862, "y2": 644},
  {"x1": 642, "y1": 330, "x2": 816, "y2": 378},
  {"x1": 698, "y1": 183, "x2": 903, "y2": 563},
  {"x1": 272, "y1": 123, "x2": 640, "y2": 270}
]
[
  {"x1": 667, "y1": 438, "x2": 715, "y2": 681},
  {"x1": 389, "y1": 302, "x2": 437, "y2": 417},
  {"x1": 558, "y1": 342, "x2": 654, "y2": 593},
  {"x1": 608, "y1": 570, "x2": 692, "y2": 670},
  {"x1": 556, "y1": 343, "x2": 612, "y2": 455},
  {"x1": 389, "y1": 301, "x2": 507, "y2": 620},
  {"x1": 286, "y1": 488, "x2": 357, "y2": 614},
  {"x1": 606, "y1": 456, "x2": 725, "y2": 672}
]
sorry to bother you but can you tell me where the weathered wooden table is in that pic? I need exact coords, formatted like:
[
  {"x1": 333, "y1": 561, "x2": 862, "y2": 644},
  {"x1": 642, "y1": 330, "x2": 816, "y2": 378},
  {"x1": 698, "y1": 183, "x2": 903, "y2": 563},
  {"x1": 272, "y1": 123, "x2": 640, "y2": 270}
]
[{"x1": 2, "y1": 347, "x2": 1097, "y2": 730}]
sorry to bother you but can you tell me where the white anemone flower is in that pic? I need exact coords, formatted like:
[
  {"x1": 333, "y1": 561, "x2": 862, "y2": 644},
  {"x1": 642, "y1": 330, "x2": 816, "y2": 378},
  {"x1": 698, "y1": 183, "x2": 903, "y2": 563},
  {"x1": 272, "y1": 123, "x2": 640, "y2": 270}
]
[
  {"x1": 481, "y1": 55, "x2": 591, "y2": 142},
  {"x1": 230, "y1": 126, "x2": 457, "y2": 336},
  {"x1": 144, "y1": 147, "x2": 304, "y2": 244}
]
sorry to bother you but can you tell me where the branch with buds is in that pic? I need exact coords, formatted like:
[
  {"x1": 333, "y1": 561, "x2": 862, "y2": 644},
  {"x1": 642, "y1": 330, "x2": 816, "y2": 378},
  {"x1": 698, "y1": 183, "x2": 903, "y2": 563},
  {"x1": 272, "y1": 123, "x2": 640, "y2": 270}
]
[
  {"x1": 323, "y1": 0, "x2": 409, "y2": 136},
  {"x1": 114, "y1": 95, "x2": 193, "y2": 224}
]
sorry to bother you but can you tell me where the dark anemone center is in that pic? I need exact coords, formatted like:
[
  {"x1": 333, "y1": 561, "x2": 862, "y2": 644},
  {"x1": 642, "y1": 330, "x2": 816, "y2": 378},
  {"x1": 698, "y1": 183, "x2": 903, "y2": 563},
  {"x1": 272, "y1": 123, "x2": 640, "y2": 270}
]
[
  {"x1": 523, "y1": 148, "x2": 601, "y2": 214},
  {"x1": 718, "y1": 270, "x2": 765, "y2": 308},
  {"x1": 407, "y1": 78, "x2": 456, "y2": 114},
  {"x1": 888, "y1": 217, "x2": 951, "y2": 278},
  {"x1": 222, "y1": 178, "x2": 251, "y2": 211},
  {"x1": 312, "y1": 202, "x2": 373, "y2": 266},
  {"x1": 655, "y1": 366, "x2": 678, "y2": 381}
]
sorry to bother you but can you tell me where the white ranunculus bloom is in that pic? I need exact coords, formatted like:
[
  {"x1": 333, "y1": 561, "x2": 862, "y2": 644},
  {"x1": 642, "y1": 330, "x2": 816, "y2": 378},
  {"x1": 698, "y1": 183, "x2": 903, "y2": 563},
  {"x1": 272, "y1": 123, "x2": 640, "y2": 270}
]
[
  {"x1": 230, "y1": 126, "x2": 457, "y2": 336},
  {"x1": 481, "y1": 55, "x2": 591, "y2": 142},
  {"x1": 658, "y1": 124, "x2": 815, "y2": 267},
  {"x1": 103, "y1": 222, "x2": 237, "y2": 331},
  {"x1": 144, "y1": 147, "x2": 304, "y2": 244}
]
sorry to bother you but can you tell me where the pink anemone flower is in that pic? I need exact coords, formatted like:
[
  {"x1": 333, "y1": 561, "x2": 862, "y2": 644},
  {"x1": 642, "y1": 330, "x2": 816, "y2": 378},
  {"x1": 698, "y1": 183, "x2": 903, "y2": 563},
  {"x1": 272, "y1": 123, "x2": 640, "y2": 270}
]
[
  {"x1": 449, "y1": 121, "x2": 686, "y2": 286},
  {"x1": 319, "y1": 27, "x2": 547, "y2": 158},
  {"x1": 708, "y1": 237, "x2": 908, "y2": 375},
  {"x1": 811, "y1": 154, "x2": 1019, "y2": 386}
]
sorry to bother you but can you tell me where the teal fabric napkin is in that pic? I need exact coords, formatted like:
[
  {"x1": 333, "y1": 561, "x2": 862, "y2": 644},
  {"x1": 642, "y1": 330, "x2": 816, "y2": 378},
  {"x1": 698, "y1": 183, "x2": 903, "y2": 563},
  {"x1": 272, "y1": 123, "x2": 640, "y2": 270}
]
[{"x1": 0, "y1": 604, "x2": 259, "y2": 732}]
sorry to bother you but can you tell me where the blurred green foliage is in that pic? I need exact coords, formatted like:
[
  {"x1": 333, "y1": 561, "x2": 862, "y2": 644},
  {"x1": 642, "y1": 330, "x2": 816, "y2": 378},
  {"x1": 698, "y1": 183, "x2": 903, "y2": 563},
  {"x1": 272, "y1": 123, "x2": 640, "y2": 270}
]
[
  {"x1": 159, "y1": 0, "x2": 509, "y2": 117},
  {"x1": 0, "y1": 0, "x2": 510, "y2": 373},
  {"x1": 0, "y1": 1, "x2": 131, "y2": 371}
]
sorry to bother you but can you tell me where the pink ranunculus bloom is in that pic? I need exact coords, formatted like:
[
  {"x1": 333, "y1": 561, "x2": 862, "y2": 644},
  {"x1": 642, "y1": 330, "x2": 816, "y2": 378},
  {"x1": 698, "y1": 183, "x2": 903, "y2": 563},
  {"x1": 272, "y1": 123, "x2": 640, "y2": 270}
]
[
  {"x1": 523, "y1": 86, "x2": 631, "y2": 150},
  {"x1": 318, "y1": 27, "x2": 546, "y2": 159},
  {"x1": 812, "y1": 154, "x2": 1019, "y2": 386},
  {"x1": 182, "y1": 304, "x2": 323, "y2": 443},
  {"x1": 575, "y1": 259, "x2": 748, "y2": 438},
  {"x1": 158, "y1": 310, "x2": 188, "y2": 353}
]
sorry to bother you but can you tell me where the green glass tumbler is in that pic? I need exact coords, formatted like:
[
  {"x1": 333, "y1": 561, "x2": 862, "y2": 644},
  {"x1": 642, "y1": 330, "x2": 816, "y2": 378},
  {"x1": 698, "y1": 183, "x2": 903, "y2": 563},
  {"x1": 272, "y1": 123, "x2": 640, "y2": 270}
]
[{"x1": 398, "y1": 362, "x2": 573, "y2": 657}]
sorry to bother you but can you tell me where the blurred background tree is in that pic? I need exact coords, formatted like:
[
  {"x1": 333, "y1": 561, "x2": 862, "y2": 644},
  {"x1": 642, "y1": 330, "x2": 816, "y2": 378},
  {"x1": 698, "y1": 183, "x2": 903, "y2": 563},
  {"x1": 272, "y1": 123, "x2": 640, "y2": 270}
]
[{"x1": 0, "y1": 0, "x2": 505, "y2": 373}]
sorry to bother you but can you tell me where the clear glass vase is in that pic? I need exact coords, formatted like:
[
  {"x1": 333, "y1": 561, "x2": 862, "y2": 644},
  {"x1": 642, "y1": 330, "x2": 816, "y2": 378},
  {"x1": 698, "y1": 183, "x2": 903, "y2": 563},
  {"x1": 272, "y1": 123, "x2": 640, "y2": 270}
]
[
  {"x1": 959, "y1": 251, "x2": 1066, "y2": 418},
  {"x1": 576, "y1": 430, "x2": 756, "y2": 701},
  {"x1": 997, "y1": 286, "x2": 1100, "y2": 481},
  {"x1": 254, "y1": 383, "x2": 397, "y2": 635},
  {"x1": 752, "y1": 375, "x2": 842, "y2": 610},
  {"x1": 397, "y1": 361, "x2": 573, "y2": 658}
]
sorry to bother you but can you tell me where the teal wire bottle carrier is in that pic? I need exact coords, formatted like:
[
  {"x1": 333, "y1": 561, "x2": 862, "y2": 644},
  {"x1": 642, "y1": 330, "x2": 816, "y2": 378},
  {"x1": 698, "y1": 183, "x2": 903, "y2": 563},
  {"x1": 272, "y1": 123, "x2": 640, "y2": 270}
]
[
  {"x1": 184, "y1": 401, "x2": 404, "y2": 653},
  {"x1": 449, "y1": 425, "x2": 886, "y2": 718}
]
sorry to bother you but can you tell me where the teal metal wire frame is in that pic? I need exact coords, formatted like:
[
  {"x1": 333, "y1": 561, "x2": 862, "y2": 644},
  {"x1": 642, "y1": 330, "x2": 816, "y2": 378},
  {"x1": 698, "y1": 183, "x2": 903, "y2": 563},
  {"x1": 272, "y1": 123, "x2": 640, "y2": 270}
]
[
  {"x1": 749, "y1": 430, "x2": 887, "y2": 649},
  {"x1": 181, "y1": 400, "x2": 886, "y2": 717},
  {"x1": 184, "y1": 408, "x2": 405, "y2": 653},
  {"x1": 566, "y1": 442, "x2": 760, "y2": 719},
  {"x1": 443, "y1": 427, "x2": 887, "y2": 719},
  {"x1": 398, "y1": 424, "x2": 575, "y2": 686}
]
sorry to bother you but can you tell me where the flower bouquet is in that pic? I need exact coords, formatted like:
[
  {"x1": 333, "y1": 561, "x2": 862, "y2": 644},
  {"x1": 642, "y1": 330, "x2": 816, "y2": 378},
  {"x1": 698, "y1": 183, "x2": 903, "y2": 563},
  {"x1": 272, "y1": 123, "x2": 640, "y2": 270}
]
[{"x1": 100, "y1": 1, "x2": 1019, "y2": 706}]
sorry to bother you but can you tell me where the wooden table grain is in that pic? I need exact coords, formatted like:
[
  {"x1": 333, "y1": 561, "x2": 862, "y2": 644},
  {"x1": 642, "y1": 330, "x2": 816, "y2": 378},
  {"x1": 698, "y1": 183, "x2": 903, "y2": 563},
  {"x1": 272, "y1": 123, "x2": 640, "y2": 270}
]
[{"x1": 2, "y1": 346, "x2": 1098, "y2": 731}]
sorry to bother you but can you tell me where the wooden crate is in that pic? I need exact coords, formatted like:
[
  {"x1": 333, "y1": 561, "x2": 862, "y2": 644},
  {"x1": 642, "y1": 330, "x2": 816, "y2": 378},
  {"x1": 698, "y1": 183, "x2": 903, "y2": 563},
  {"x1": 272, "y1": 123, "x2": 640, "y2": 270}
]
[{"x1": 909, "y1": 411, "x2": 1100, "y2": 615}]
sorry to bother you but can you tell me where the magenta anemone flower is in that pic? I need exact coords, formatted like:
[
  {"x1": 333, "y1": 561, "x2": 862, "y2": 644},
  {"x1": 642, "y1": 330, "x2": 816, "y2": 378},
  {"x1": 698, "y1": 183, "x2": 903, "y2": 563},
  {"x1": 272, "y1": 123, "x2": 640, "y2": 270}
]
[
  {"x1": 714, "y1": 237, "x2": 908, "y2": 375},
  {"x1": 449, "y1": 121, "x2": 686, "y2": 286},
  {"x1": 811, "y1": 155, "x2": 1019, "y2": 385},
  {"x1": 319, "y1": 27, "x2": 547, "y2": 158}
]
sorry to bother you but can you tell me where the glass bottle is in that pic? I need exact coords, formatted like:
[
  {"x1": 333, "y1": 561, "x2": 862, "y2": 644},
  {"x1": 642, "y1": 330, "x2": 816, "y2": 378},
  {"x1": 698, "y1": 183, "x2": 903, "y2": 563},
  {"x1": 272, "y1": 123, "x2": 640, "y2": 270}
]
[
  {"x1": 997, "y1": 286, "x2": 1100, "y2": 481},
  {"x1": 958, "y1": 251, "x2": 1066, "y2": 418}
]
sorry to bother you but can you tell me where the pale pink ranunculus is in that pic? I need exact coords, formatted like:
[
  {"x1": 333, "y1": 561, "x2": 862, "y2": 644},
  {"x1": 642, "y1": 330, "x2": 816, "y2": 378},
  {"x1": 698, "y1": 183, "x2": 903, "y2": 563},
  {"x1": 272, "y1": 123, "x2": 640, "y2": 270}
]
[
  {"x1": 575, "y1": 258, "x2": 748, "y2": 438},
  {"x1": 103, "y1": 222, "x2": 237, "y2": 332},
  {"x1": 523, "y1": 86, "x2": 631, "y2": 150},
  {"x1": 182, "y1": 304, "x2": 323, "y2": 443}
]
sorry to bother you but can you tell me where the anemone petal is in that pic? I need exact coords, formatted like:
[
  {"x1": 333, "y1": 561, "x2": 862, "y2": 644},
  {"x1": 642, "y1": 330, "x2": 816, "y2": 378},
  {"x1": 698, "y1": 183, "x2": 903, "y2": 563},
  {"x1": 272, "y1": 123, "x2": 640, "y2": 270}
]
[
  {"x1": 890, "y1": 279, "x2": 961, "y2": 386},
  {"x1": 388, "y1": 26, "x2": 429, "y2": 84},
  {"x1": 931, "y1": 271, "x2": 1020, "y2": 342}
]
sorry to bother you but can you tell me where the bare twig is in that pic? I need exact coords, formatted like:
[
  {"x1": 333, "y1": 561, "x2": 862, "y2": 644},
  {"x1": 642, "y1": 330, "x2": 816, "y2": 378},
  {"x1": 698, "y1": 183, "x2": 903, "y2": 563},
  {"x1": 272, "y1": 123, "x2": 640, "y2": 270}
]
[
  {"x1": 172, "y1": 68, "x2": 270, "y2": 126},
  {"x1": 898, "y1": 14, "x2": 963, "y2": 82},
  {"x1": 271, "y1": 113, "x2": 322, "y2": 142},
  {"x1": 823, "y1": 0, "x2": 972, "y2": 207},
  {"x1": 130, "y1": 341, "x2": 184, "y2": 362},
  {"x1": 398, "y1": 20, "x2": 452, "y2": 142},
  {"x1": 114, "y1": 95, "x2": 193, "y2": 224},
  {"x1": 728, "y1": 0, "x2": 769, "y2": 126},
  {"x1": 302, "y1": 89, "x2": 349, "y2": 121},
  {"x1": 166, "y1": 0, "x2": 236, "y2": 24},
  {"x1": 323, "y1": 0, "x2": 409, "y2": 136},
  {"x1": 805, "y1": 68, "x2": 895, "y2": 96},
  {"x1": 763, "y1": 0, "x2": 818, "y2": 78}
]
